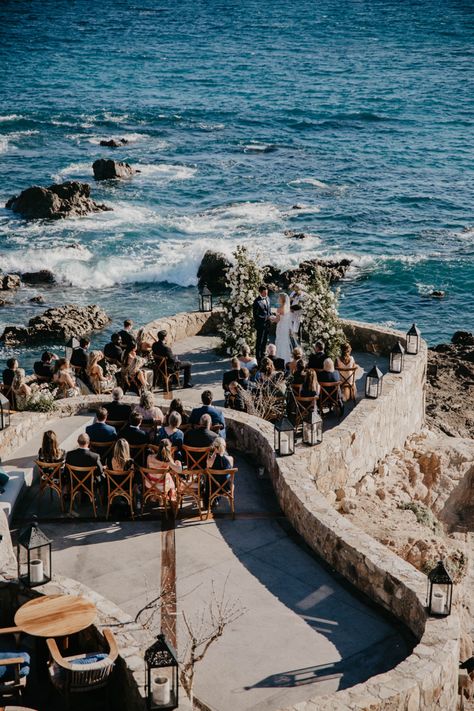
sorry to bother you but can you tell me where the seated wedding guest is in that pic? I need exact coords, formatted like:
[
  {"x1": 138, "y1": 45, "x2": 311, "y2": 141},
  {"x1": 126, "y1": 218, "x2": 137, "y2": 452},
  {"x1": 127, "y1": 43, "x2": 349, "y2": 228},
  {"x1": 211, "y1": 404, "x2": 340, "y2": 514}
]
[
  {"x1": 288, "y1": 347, "x2": 304, "y2": 375},
  {"x1": 239, "y1": 367, "x2": 251, "y2": 391},
  {"x1": 104, "y1": 387, "x2": 132, "y2": 422},
  {"x1": 38, "y1": 430, "x2": 65, "y2": 463},
  {"x1": 34, "y1": 351, "x2": 56, "y2": 381},
  {"x1": 104, "y1": 333, "x2": 124, "y2": 367},
  {"x1": 133, "y1": 390, "x2": 164, "y2": 425},
  {"x1": 122, "y1": 344, "x2": 152, "y2": 392},
  {"x1": 318, "y1": 357, "x2": 341, "y2": 383},
  {"x1": 87, "y1": 350, "x2": 115, "y2": 394},
  {"x1": 2, "y1": 358, "x2": 18, "y2": 388},
  {"x1": 65, "y1": 433, "x2": 103, "y2": 481},
  {"x1": 152, "y1": 330, "x2": 193, "y2": 388},
  {"x1": 255, "y1": 357, "x2": 276, "y2": 384},
  {"x1": 53, "y1": 358, "x2": 80, "y2": 398},
  {"x1": 86, "y1": 407, "x2": 117, "y2": 443},
  {"x1": 266, "y1": 343, "x2": 285, "y2": 372},
  {"x1": 238, "y1": 344, "x2": 258, "y2": 371},
  {"x1": 291, "y1": 359, "x2": 306, "y2": 386},
  {"x1": 111, "y1": 438, "x2": 134, "y2": 471},
  {"x1": 189, "y1": 390, "x2": 225, "y2": 437},
  {"x1": 222, "y1": 357, "x2": 243, "y2": 393},
  {"x1": 227, "y1": 381, "x2": 247, "y2": 412},
  {"x1": 121, "y1": 412, "x2": 149, "y2": 445},
  {"x1": 205, "y1": 437, "x2": 234, "y2": 508},
  {"x1": 70, "y1": 337, "x2": 90, "y2": 371},
  {"x1": 145, "y1": 439, "x2": 179, "y2": 502},
  {"x1": 164, "y1": 398, "x2": 189, "y2": 427},
  {"x1": 155, "y1": 411, "x2": 184, "y2": 450},
  {"x1": 12, "y1": 368, "x2": 32, "y2": 409},
  {"x1": 184, "y1": 414, "x2": 218, "y2": 448},
  {"x1": 118, "y1": 319, "x2": 137, "y2": 349},
  {"x1": 308, "y1": 341, "x2": 326, "y2": 371},
  {"x1": 301, "y1": 368, "x2": 320, "y2": 398},
  {"x1": 335, "y1": 342, "x2": 356, "y2": 369}
]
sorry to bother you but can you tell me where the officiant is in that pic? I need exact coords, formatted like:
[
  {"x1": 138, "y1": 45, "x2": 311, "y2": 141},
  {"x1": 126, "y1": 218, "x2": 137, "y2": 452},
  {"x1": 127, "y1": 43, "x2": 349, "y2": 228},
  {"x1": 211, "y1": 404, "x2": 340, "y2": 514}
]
[{"x1": 290, "y1": 283, "x2": 305, "y2": 345}]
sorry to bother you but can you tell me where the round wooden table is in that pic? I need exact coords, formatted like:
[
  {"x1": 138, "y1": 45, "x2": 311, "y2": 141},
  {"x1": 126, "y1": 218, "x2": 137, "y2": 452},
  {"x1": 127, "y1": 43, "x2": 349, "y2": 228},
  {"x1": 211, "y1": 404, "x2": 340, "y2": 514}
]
[{"x1": 14, "y1": 594, "x2": 97, "y2": 638}]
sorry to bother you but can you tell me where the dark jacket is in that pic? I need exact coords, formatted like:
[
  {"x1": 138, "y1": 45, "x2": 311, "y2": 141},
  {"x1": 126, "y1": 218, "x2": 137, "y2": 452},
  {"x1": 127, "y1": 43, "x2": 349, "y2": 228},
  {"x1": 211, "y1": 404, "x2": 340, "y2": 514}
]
[
  {"x1": 252, "y1": 295, "x2": 271, "y2": 328},
  {"x1": 70, "y1": 347, "x2": 88, "y2": 370},
  {"x1": 118, "y1": 329, "x2": 137, "y2": 349},
  {"x1": 65, "y1": 447, "x2": 103, "y2": 477},
  {"x1": 228, "y1": 392, "x2": 246, "y2": 412},
  {"x1": 85, "y1": 421, "x2": 117, "y2": 443},
  {"x1": 2, "y1": 368, "x2": 15, "y2": 387},
  {"x1": 222, "y1": 368, "x2": 242, "y2": 391},
  {"x1": 189, "y1": 404, "x2": 226, "y2": 438},
  {"x1": 104, "y1": 400, "x2": 132, "y2": 422},
  {"x1": 308, "y1": 352, "x2": 326, "y2": 371},
  {"x1": 317, "y1": 370, "x2": 340, "y2": 383},
  {"x1": 104, "y1": 342, "x2": 123, "y2": 364},
  {"x1": 121, "y1": 424, "x2": 149, "y2": 445},
  {"x1": 34, "y1": 361, "x2": 53, "y2": 380},
  {"x1": 152, "y1": 340, "x2": 177, "y2": 369},
  {"x1": 183, "y1": 428, "x2": 218, "y2": 448}
]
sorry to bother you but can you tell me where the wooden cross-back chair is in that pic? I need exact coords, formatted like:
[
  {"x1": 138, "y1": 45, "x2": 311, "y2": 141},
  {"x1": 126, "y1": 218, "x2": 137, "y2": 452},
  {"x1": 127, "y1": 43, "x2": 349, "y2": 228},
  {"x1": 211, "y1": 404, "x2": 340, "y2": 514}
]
[
  {"x1": 139, "y1": 466, "x2": 172, "y2": 517},
  {"x1": 291, "y1": 383, "x2": 303, "y2": 397},
  {"x1": 336, "y1": 366, "x2": 358, "y2": 403},
  {"x1": 318, "y1": 382, "x2": 344, "y2": 418},
  {"x1": 35, "y1": 460, "x2": 64, "y2": 512},
  {"x1": 153, "y1": 357, "x2": 181, "y2": 392},
  {"x1": 206, "y1": 468, "x2": 238, "y2": 520},
  {"x1": 106, "y1": 420, "x2": 127, "y2": 434},
  {"x1": 294, "y1": 396, "x2": 318, "y2": 432},
  {"x1": 89, "y1": 440, "x2": 116, "y2": 465},
  {"x1": 104, "y1": 468, "x2": 135, "y2": 519},
  {"x1": 147, "y1": 443, "x2": 178, "y2": 460},
  {"x1": 65, "y1": 464, "x2": 101, "y2": 518},
  {"x1": 182, "y1": 445, "x2": 210, "y2": 471},
  {"x1": 129, "y1": 443, "x2": 149, "y2": 466},
  {"x1": 175, "y1": 469, "x2": 205, "y2": 519}
]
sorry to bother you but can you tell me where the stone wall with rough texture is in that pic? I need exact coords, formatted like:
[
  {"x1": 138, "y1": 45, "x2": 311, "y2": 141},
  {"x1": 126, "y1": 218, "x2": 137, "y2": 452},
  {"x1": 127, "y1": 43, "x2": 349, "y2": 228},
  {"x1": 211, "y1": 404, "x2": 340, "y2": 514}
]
[{"x1": 139, "y1": 309, "x2": 221, "y2": 346}]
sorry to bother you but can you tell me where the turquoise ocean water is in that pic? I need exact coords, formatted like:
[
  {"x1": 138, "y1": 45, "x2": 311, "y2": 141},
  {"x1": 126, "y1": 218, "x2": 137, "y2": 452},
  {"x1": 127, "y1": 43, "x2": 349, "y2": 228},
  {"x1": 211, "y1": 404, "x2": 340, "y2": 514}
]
[{"x1": 0, "y1": 0, "x2": 473, "y2": 367}]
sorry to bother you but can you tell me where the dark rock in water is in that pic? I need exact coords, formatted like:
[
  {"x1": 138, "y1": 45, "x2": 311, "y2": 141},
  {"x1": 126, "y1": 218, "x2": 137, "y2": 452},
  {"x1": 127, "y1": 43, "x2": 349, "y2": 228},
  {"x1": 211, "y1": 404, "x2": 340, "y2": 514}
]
[
  {"x1": 266, "y1": 258, "x2": 352, "y2": 289},
  {"x1": 0, "y1": 274, "x2": 21, "y2": 290},
  {"x1": 430, "y1": 290, "x2": 445, "y2": 298},
  {"x1": 22, "y1": 270, "x2": 55, "y2": 285},
  {"x1": 427, "y1": 332, "x2": 474, "y2": 439},
  {"x1": 5, "y1": 181, "x2": 111, "y2": 220},
  {"x1": 197, "y1": 250, "x2": 232, "y2": 294},
  {"x1": 0, "y1": 304, "x2": 110, "y2": 345},
  {"x1": 291, "y1": 204, "x2": 305, "y2": 210},
  {"x1": 284, "y1": 230, "x2": 306, "y2": 240},
  {"x1": 29, "y1": 295, "x2": 45, "y2": 304},
  {"x1": 0, "y1": 299, "x2": 8, "y2": 307},
  {"x1": 92, "y1": 159, "x2": 135, "y2": 180},
  {"x1": 99, "y1": 138, "x2": 129, "y2": 147}
]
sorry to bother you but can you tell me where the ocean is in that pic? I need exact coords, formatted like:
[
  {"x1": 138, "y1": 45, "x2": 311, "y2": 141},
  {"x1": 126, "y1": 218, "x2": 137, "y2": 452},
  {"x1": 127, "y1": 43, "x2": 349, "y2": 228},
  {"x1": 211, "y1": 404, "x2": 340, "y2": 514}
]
[{"x1": 1, "y1": 0, "x2": 473, "y2": 368}]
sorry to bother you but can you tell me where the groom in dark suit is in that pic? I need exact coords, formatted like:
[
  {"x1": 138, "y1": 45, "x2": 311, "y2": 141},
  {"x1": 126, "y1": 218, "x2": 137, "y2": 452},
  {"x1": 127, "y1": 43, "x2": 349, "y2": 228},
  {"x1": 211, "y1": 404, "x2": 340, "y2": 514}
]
[{"x1": 253, "y1": 285, "x2": 271, "y2": 363}]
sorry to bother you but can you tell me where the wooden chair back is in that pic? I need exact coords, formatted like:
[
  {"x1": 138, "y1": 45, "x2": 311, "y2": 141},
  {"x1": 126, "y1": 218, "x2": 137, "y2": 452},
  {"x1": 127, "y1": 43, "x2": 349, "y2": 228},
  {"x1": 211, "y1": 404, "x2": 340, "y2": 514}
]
[
  {"x1": 147, "y1": 443, "x2": 178, "y2": 460},
  {"x1": 140, "y1": 418, "x2": 156, "y2": 435},
  {"x1": 336, "y1": 366, "x2": 358, "y2": 402},
  {"x1": 89, "y1": 440, "x2": 116, "y2": 465},
  {"x1": 182, "y1": 445, "x2": 210, "y2": 471},
  {"x1": 139, "y1": 466, "x2": 170, "y2": 516},
  {"x1": 206, "y1": 468, "x2": 238, "y2": 520},
  {"x1": 65, "y1": 464, "x2": 100, "y2": 518},
  {"x1": 318, "y1": 382, "x2": 343, "y2": 417},
  {"x1": 175, "y1": 469, "x2": 205, "y2": 520},
  {"x1": 35, "y1": 460, "x2": 64, "y2": 512},
  {"x1": 153, "y1": 356, "x2": 181, "y2": 392},
  {"x1": 107, "y1": 419, "x2": 127, "y2": 434},
  {"x1": 291, "y1": 383, "x2": 302, "y2": 397},
  {"x1": 104, "y1": 468, "x2": 135, "y2": 519},
  {"x1": 129, "y1": 443, "x2": 149, "y2": 466},
  {"x1": 294, "y1": 396, "x2": 318, "y2": 431}
]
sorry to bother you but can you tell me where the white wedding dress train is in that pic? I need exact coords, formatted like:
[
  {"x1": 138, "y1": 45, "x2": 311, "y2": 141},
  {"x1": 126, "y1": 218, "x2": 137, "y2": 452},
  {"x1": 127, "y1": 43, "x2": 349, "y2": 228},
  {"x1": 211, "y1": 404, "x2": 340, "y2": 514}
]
[{"x1": 275, "y1": 312, "x2": 293, "y2": 366}]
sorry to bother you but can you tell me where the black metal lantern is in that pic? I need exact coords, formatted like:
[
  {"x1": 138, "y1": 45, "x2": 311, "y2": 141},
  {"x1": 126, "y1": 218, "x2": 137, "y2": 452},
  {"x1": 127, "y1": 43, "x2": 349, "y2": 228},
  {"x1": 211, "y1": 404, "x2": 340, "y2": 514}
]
[
  {"x1": 406, "y1": 323, "x2": 421, "y2": 355},
  {"x1": 65, "y1": 335, "x2": 80, "y2": 362},
  {"x1": 198, "y1": 285, "x2": 213, "y2": 313},
  {"x1": 145, "y1": 634, "x2": 179, "y2": 710},
  {"x1": 274, "y1": 417, "x2": 295, "y2": 456},
  {"x1": 17, "y1": 521, "x2": 52, "y2": 587},
  {"x1": 427, "y1": 560, "x2": 453, "y2": 617},
  {"x1": 389, "y1": 341, "x2": 405, "y2": 374},
  {"x1": 0, "y1": 392, "x2": 10, "y2": 430},
  {"x1": 365, "y1": 365, "x2": 383, "y2": 399},
  {"x1": 302, "y1": 409, "x2": 323, "y2": 446}
]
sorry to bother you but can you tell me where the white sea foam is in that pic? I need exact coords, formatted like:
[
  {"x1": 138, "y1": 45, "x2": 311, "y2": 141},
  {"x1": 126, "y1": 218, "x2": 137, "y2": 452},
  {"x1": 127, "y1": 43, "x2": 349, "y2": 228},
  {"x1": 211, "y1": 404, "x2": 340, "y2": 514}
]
[
  {"x1": 0, "y1": 137, "x2": 10, "y2": 154},
  {"x1": 163, "y1": 201, "x2": 283, "y2": 235},
  {"x1": 103, "y1": 112, "x2": 129, "y2": 123},
  {"x1": 288, "y1": 178, "x2": 348, "y2": 193},
  {"x1": 0, "y1": 244, "x2": 93, "y2": 274},
  {"x1": 52, "y1": 162, "x2": 91, "y2": 182},
  {"x1": 243, "y1": 143, "x2": 276, "y2": 153},
  {"x1": 136, "y1": 163, "x2": 196, "y2": 181},
  {"x1": 0, "y1": 114, "x2": 24, "y2": 122}
]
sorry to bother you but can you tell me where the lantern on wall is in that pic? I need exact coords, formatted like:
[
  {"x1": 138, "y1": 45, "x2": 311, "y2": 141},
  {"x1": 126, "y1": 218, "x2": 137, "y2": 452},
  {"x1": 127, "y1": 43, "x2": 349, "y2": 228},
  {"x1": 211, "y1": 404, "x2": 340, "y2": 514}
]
[
  {"x1": 365, "y1": 365, "x2": 383, "y2": 399},
  {"x1": 427, "y1": 561, "x2": 453, "y2": 617},
  {"x1": 302, "y1": 409, "x2": 323, "y2": 446},
  {"x1": 17, "y1": 521, "x2": 52, "y2": 587},
  {"x1": 198, "y1": 285, "x2": 213, "y2": 313},
  {"x1": 65, "y1": 336, "x2": 80, "y2": 361},
  {"x1": 0, "y1": 392, "x2": 10, "y2": 430},
  {"x1": 406, "y1": 323, "x2": 421, "y2": 355},
  {"x1": 274, "y1": 417, "x2": 295, "y2": 456},
  {"x1": 145, "y1": 634, "x2": 179, "y2": 710},
  {"x1": 389, "y1": 341, "x2": 405, "y2": 374}
]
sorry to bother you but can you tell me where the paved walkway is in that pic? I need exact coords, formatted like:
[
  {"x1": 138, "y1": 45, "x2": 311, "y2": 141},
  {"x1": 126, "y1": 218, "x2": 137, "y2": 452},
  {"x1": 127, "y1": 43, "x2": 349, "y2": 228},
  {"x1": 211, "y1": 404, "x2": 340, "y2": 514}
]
[{"x1": 7, "y1": 337, "x2": 403, "y2": 710}]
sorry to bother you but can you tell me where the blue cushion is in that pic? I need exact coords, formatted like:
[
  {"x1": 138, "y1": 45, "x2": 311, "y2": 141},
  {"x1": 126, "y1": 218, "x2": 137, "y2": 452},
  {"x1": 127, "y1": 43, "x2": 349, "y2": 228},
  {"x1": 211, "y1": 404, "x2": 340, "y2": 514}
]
[
  {"x1": 70, "y1": 652, "x2": 108, "y2": 666},
  {"x1": 0, "y1": 651, "x2": 31, "y2": 681}
]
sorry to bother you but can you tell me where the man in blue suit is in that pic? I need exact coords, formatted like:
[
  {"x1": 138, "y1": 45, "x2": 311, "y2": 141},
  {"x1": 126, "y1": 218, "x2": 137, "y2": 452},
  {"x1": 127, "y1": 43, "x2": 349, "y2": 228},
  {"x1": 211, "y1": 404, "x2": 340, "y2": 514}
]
[
  {"x1": 253, "y1": 285, "x2": 271, "y2": 364},
  {"x1": 189, "y1": 390, "x2": 226, "y2": 438},
  {"x1": 86, "y1": 408, "x2": 117, "y2": 443}
]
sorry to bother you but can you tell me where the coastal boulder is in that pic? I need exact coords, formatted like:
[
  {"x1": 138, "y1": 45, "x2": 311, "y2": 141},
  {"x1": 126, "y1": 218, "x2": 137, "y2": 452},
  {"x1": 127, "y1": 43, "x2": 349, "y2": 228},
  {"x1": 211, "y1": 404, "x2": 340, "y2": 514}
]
[
  {"x1": 21, "y1": 270, "x2": 55, "y2": 285},
  {"x1": 92, "y1": 159, "x2": 135, "y2": 180},
  {"x1": 0, "y1": 274, "x2": 21, "y2": 291},
  {"x1": 197, "y1": 250, "x2": 232, "y2": 294},
  {"x1": 265, "y1": 258, "x2": 352, "y2": 289},
  {"x1": 0, "y1": 304, "x2": 111, "y2": 345},
  {"x1": 99, "y1": 138, "x2": 129, "y2": 147},
  {"x1": 5, "y1": 181, "x2": 111, "y2": 220}
]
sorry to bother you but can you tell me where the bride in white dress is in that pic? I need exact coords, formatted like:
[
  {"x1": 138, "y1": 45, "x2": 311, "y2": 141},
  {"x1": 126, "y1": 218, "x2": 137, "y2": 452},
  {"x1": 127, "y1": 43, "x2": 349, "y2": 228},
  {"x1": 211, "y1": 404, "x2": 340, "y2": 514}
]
[{"x1": 272, "y1": 293, "x2": 293, "y2": 366}]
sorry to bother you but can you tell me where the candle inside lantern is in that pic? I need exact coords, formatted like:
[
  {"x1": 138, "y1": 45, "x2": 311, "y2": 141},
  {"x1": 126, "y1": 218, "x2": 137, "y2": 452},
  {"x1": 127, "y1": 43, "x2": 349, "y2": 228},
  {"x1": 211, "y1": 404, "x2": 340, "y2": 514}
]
[
  {"x1": 30, "y1": 558, "x2": 44, "y2": 584},
  {"x1": 280, "y1": 436, "x2": 289, "y2": 455},
  {"x1": 152, "y1": 675, "x2": 170, "y2": 706},
  {"x1": 431, "y1": 591, "x2": 446, "y2": 615},
  {"x1": 368, "y1": 383, "x2": 378, "y2": 398}
]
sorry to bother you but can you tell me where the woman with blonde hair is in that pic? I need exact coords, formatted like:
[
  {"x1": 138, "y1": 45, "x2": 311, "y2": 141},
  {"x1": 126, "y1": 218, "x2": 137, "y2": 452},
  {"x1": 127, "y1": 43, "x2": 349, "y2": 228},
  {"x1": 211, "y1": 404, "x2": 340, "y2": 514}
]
[
  {"x1": 87, "y1": 350, "x2": 115, "y2": 394},
  {"x1": 53, "y1": 358, "x2": 81, "y2": 398},
  {"x1": 111, "y1": 438, "x2": 134, "y2": 471},
  {"x1": 133, "y1": 390, "x2": 164, "y2": 424},
  {"x1": 272, "y1": 293, "x2": 293, "y2": 366},
  {"x1": 12, "y1": 368, "x2": 32, "y2": 410},
  {"x1": 145, "y1": 438, "x2": 180, "y2": 502},
  {"x1": 288, "y1": 346, "x2": 304, "y2": 374}
]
